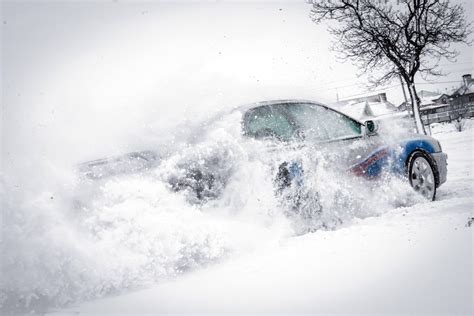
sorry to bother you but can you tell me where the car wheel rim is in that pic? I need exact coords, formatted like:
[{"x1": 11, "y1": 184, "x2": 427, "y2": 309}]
[{"x1": 410, "y1": 156, "x2": 435, "y2": 200}]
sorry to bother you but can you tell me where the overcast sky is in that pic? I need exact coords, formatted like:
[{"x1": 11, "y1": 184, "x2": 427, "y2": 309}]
[{"x1": 2, "y1": 1, "x2": 472, "y2": 101}]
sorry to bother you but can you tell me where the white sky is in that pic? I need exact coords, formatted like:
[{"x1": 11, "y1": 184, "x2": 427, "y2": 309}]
[{"x1": 2, "y1": 0, "x2": 472, "y2": 102}]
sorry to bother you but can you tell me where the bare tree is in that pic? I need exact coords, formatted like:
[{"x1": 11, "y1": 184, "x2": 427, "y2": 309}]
[{"x1": 309, "y1": 0, "x2": 472, "y2": 134}]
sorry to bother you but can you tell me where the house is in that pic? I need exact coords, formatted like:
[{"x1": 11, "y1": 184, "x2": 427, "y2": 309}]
[
  {"x1": 332, "y1": 92, "x2": 398, "y2": 121},
  {"x1": 398, "y1": 74, "x2": 474, "y2": 125},
  {"x1": 449, "y1": 74, "x2": 474, "y2": 119},
  {"x1": 419, "y1": 103, "x2": 452, "y2": 125},
  {"x1": 432, "y1": 94, "x2": 450, "y2": 106},
  {"x1": 397, "y1": 90, "x2": 449, "y2": 112}
]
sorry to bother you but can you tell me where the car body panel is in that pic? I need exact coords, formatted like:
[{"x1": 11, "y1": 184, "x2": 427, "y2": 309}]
[
  {"x1": 238, "y1": 100, "x2": 447, "y2": 189},
  {"x1": 342, "y1": 135, "x2": 446, "y2": 186}
]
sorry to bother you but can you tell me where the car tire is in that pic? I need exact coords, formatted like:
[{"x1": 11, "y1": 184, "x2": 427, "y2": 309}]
[
  {"x1": 275, "y1": 162, "x2": 291, "y2": 192},
  {"x1": 407, "y1": 151, "x2": 438, "y2": 201}
]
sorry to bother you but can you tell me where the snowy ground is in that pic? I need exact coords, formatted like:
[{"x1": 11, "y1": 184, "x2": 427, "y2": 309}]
[{"x1": 48, "y1": 126, "x2": 473, "y2": 316}]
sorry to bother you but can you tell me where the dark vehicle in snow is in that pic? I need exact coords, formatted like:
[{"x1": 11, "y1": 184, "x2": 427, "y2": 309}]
[{"x1": 79, "y1": 100, "x2": 447, "y2": 201}]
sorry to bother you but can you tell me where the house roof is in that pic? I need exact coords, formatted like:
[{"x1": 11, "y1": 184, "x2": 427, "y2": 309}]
[
  {"x1": 337, "y1": 100, "x2": 397, "y2": 120},
  {"x1": 397, "y1": 91, "x2": 449, "y2": 108},
  {"x1": 367, "y1": 101, "x2": 396, "y2": 116},
  {"x1": 418, "y1": 90, "x2": 440, "y2": 99},
  {"x1": 338, "y1": 101, "x2": 373, "y2": 120},
  {"x1": 451, "y1": 80, "x2": 474, "y2": 96},
  {"x1": 432, "y1": 94, "x2": 450, "y2": 102},
  {"x1": 334, "y1": 93, "x2": 396, "y2": 109},
  {"x1": 420, "y1": 94, "x2": 443, "y2": 106},
  {"x1": 419, "y1": 103, "x2": 450, "y2": 111}
]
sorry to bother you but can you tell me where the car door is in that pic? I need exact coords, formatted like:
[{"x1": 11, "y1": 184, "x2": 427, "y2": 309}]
[
  {"x1": 283, "y1": 102, "x2": 385, "y2": 169},
  {"x1": 242, "y1": 104, "x2": 297, "y2": 142}
]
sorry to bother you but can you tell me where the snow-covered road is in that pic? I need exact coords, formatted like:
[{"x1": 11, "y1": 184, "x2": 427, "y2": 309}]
[{"x1": 51, "y1": 127, "x2": 473, "y2": 315}]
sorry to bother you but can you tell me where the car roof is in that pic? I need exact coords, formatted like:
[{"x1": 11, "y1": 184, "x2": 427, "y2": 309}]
[
  {"x1": 234, "y1": 99, "x2": 322, "y2": 111},
  {"x1": 233, "y1": 99, "x2": 364, "y2": 124}
]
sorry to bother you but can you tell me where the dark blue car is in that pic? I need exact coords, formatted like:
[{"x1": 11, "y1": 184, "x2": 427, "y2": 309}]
[{"x1": 240, "y1": 100, "x2": 447, "y2": 201}]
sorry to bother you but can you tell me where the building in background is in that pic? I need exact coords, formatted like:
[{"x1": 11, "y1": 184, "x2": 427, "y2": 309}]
[
  {"x1": 398, "y1": 74, "x2": 474, "y2": 125},
  {"x1": 416, "y1": 91, "x2": 452, "y2": 125},
  {"x1": 332, "y1": 92, "x2": 399, "y2": 121},
  {"x1": 332, "y1": 74, "x2": 474, "y2": 126},
  {"x1": 449, "y1": 74, "x2": 474, "y2": 119}
]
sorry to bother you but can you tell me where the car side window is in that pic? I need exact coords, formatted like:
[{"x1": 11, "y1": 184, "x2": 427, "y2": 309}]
[
  {"x1": 286, "y1": 103, "x2": 362, "y2": 141},
  {"x1": 243, "y1": 105, "x2": 295, "y2": 141}
]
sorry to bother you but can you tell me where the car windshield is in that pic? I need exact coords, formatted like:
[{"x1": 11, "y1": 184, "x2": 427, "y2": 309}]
[
  {"x1": 285, "y1": 103, "x2": 362, "y2": 142},
  {"x1": 242, "y1": 102, "x2": 362, "y2": 142}
]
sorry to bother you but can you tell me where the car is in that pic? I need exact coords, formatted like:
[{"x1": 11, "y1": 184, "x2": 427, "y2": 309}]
[{"x1": 79, "y1": 99, "x2": 447, "y2": 201}]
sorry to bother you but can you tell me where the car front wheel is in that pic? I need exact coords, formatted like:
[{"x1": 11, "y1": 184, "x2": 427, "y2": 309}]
[{"x1": 408, "y1": 152, "x2": 437, "y2": 201}]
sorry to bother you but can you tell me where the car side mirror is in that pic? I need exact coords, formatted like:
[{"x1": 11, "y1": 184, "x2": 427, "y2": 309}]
[{"x1": 365, "y1": 120, "x2": 378, "y2": 135}]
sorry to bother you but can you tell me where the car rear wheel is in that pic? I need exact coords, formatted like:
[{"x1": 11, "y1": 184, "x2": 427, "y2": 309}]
[{"x1": 408, "y1": 152, "x2": 437, "y2": 201}]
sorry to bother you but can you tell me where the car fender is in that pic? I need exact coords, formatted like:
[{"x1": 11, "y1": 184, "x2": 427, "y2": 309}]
[{"x1": 349, "y1": 136, "x2": 441, "y2": 179}]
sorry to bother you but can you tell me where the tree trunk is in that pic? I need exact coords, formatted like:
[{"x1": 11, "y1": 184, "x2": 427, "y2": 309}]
[{"x1": 406, "y1": 81, "x2": 426, "y2": 134}]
